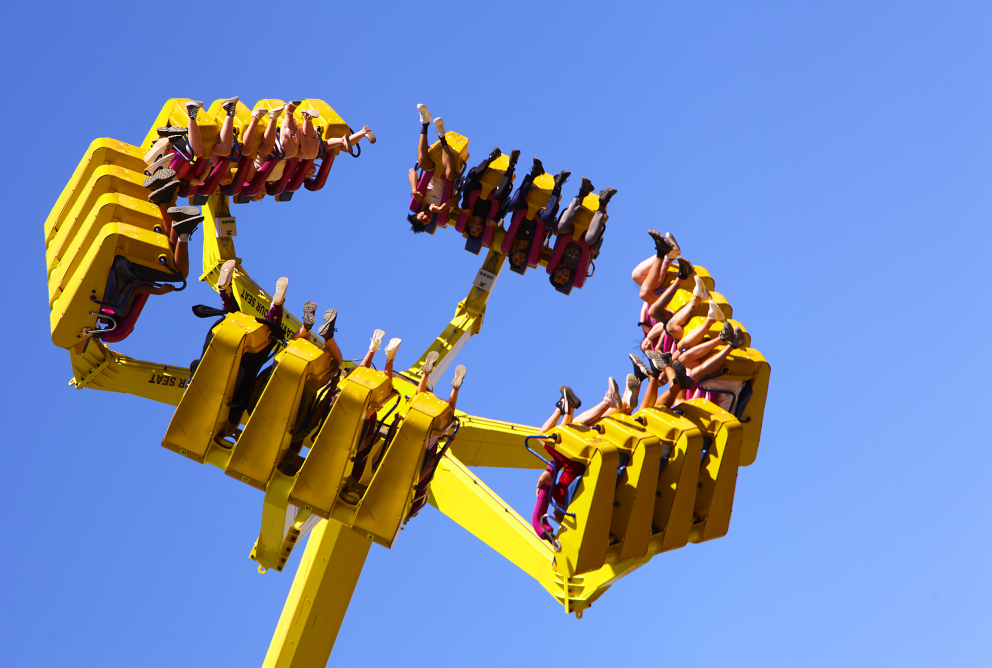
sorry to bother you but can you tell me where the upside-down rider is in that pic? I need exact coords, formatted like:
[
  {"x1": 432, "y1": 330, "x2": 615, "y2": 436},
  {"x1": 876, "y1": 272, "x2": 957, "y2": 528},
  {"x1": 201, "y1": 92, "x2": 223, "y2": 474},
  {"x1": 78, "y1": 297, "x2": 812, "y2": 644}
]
[{"x1": 407, "y1": 105, "x2": 464, "y2": 233}]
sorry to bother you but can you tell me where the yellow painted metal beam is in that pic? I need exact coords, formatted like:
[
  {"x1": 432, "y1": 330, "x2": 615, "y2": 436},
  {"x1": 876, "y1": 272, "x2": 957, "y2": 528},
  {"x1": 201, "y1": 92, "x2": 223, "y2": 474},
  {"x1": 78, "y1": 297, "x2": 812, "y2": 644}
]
[{"x1": 261, "y1": 521, "x2": 372, "y2": 668}]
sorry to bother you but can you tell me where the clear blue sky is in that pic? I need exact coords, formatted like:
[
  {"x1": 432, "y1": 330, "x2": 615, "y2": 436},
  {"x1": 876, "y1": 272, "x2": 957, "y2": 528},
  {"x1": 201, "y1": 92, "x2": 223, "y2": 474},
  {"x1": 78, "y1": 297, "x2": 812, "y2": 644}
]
[{"x1": 4, "y1": 1, "x2": 990, "y2": 666}]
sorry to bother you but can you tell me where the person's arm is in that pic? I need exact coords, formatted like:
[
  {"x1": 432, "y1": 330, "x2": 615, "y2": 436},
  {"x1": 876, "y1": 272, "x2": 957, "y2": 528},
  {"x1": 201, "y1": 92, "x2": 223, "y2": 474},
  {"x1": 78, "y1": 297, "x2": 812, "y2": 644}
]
[
  {"x1": 431, "y1": 194, "x2": 460, "y2": 213},
  {"x1": 408, "y1": 167, "x2": 422, "y2": 200},
  {"x1": 536, "y1": 469, "x2": 552, "y2": 497},
  {"x1": 132, "y1": 283, "x2": 175, "y2": 296}
]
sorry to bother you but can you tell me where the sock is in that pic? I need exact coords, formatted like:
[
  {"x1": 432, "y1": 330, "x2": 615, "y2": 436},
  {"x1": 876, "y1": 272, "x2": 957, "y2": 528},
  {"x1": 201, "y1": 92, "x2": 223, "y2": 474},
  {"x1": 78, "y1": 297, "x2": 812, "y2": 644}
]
[
  {"x1": 421, "y1": 123, "x2": 429, "y2": 135},
  {"x1": 179, "y1": 234, "x2": 189, "y2": 242},
  {"x1": 439, "y1": 136, "x2": 448, "y2": 147}
]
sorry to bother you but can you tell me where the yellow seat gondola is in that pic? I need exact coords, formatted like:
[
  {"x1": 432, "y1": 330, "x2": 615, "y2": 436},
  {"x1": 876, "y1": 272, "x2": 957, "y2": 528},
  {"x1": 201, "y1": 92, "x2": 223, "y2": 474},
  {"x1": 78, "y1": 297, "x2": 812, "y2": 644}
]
[
  {"x1": 288, "y1": 367, "x2": 394, "y2": 519},
  {"x1": 161, "y1": 312, "x2": 276, "y2": 466},
  {"x1": 49, "y1": 222, "x2": 183, "y2": 349},
  {"x1": 225, "y1": 338, "x2": 335, "y2": 491}
]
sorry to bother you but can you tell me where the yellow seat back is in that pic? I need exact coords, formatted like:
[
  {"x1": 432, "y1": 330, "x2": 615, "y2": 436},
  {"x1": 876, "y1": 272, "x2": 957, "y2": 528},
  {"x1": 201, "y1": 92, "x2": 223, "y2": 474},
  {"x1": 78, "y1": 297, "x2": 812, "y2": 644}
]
[
  {"x1": 547, "y1": 424, "x2": 619, "y2": 576},
  {"x1": 205, "y1": 99, "x2": 254, "y2": 147},
  {"x1": 632, "y1": 408, "x2": 705, "y2": 552},
  {"x1": 226, "y1": 339, "x2": 334, "y2": 491},
  {"x1": 597, "y1": 416, "x2": 664, "y2": 563},
  {"x1": 142, "y1": 98, "x2": 220, "y2": 155},
  {"x1": 48, "y1": 194, "x2": 163, "y2": 307},
  {"x1": 349, "y1": 393, "x2": 452, "y2": 547},
  {"x1": 292, "y1": 99, "x2": 350, "y2": 142},
  {"x1": 566, "y1": 192, "x2": 602, "y2": 241},
  {"x1": 427, "y1": 132, "x2": 469, "y2": 173},
  {"x1": 162, "y1": 312, "x2": 273, "y2": 464},
  {"x1": 49, "y1": 223, "x2": 179, "y2": 349},
  {"x1": 678, "y1": 400, "x2": 744, "y2": 543},
  {"x1": 289, "y1": 367, "x2": 393, "y2": 519},
  {"x1": 44, "y1": 138, "x2": 146, "y2": 245},
  {"x1": 523, "y1": 172, "x2": 555, "y2": 218},
  {"x1": 477, "y1": 153, "x2": 513, "y2": 201}
]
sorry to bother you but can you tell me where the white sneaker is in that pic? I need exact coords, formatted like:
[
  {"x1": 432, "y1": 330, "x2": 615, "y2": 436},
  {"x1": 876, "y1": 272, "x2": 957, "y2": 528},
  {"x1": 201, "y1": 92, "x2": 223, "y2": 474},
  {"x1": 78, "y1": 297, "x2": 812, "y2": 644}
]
[
  {"x1": 369, "y1": 329, "x2": 385, "y2": 353},
  {"x1": 302, "y1": 109, "x2": 320, "y2": 119},
  {"x1": 422, "y1": 350, "x2": 439, "y2": 375},
  {"x1": 384, "y1": 338, "x2": 401, "y2": 361},
  {"x1": 145, "y1": 152, "x2": 174, "y2": 175},
  {"x1": 273, "y1": 277, "x2": 289, "y2": 305},
  {"x1": 218, "y1": 259, "x2": 236, "y2": 291},
  {"x1": 252, "y1": 108, "x2": 268, "y2": 120},
  {"x1": 665, "y1": 232, "x2": 680, "y2": 259},
  {"x1": 452, "y1": 365, "x2": 467, "y2": 390},
  {"x1": 623, "y1": 374, "x2": 640, "y2": 411},
  {"x1": 707, "y1": 301, "x2": 725, "y2": 321},
  {"x1": 605, "y1": 377, "x2": 622, "y2": 409},
  {"x1": 693, "y1": 276, "x2": 710, "y2": 300},
  {"x1": 433, "y1": 116, "x2": 446, "y2": 138},
  {"x1": 417, "y1": 104, "x2": 432, "y2": 125},
  {"x1": 144, "y1": 137, "x2": 172, "y2": 164}
]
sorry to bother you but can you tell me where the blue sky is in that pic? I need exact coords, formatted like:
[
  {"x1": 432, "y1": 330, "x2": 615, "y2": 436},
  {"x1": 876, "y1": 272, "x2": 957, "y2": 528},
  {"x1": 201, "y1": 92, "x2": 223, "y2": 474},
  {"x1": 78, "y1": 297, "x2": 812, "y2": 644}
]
[{"x1": 3, "y1": 1, "x2": 991, "y2": 666}]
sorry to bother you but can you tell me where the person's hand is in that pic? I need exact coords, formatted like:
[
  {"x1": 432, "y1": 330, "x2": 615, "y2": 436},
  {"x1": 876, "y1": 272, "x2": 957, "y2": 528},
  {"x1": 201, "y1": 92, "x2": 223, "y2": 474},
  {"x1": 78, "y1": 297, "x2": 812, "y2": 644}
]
[
  {"x1": 429, "y1": 204, "x2": 442, "y2": 213},
  {"x1": 160, "y1": 284, "x2": 176, "y2": 295},
  {"x1": 411, "y1": 190, "x2": 423, "y2": 202},
  {"x1": 536, "y1": 470, "x2": 552, "y2": 497}
]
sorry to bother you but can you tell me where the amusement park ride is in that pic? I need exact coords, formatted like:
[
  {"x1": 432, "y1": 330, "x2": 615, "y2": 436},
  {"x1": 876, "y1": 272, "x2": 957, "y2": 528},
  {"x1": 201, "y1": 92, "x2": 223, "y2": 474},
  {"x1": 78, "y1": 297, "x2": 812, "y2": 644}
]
[{"x1": 43, "y1": 99, "x2": 771, "y2": 667}]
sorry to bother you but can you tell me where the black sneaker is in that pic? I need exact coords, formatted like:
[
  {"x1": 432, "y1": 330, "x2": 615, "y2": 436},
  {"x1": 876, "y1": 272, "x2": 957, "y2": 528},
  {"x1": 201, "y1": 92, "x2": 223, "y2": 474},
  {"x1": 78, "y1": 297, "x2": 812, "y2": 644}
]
[
  {"x1": 648, "y1": 229, "x2": 673, "y2": 258},
  {"x1": 318, "y1": 308, "x2": 337, "y2": 339},
  {"x1": 303, "y1": 301, "x2": 317, "y2": 330},
  {"x1": 143, "y1": 168, "x2": 176, "y2": 191},
  {"x1": 508, "y1": 149, "x2": 521, "y2": 167},
  {"x1": 719, "y1": 321, "x2": 735, "y2": 343},
  {"x1": 598, "y1": 188, "x2": 617, "y2": 207},
  {"x1": 530, "y1": 157, "x2": 545, "y2": 177},
  {"x1": 158, "y1": 126, "x2": 188, "y2": 138},
  {"x1": 734, "y1": 326, "x2": 747, "y2": 349},
  {"x1": 559, "y1": 385, "x2": 581, "y2": 412},
  {"x1": 149, "y1": 180, "x2": 181, "y2": 205},
  {"x1": 487, "y1": 146, "x2": 502, "y2": 162},
  {"x1": 577, "y1": 177, "x2": 594, "y2": 199},
  {"x1": 221, "y1": 97, "x2": 239, "y2": 117},
  {"x1": 671, "y1": 360, "x2": 694, "y2": 390},
  {"x1": 166, "y1": 206, "x2": 201, "y2": 223},
  {"x1": 172, "y1": 215, "x2": 203, "y2": 236},
  {"x1": 677, "y1": 258, "x2": 696, "y2": 281},
  {"x1": 192, "y1": 304, "x2": 227, "y2": 319},
  {"x1": 554, "y1": 170, "x2": 571, "y2": 189},
  {"x1": 629, "y1": 353, "x2": 656, "y2": 380}
]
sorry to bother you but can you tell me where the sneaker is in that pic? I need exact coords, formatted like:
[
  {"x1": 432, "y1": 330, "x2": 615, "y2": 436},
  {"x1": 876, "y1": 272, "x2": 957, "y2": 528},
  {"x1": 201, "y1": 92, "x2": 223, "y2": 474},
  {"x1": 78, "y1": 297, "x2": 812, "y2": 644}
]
[
  {"x1": 530, "y1": 157, "x2": 545, "y2": 177},
  {"x1": 145, "y1": 153, "x2": 174, "y2": 176},
  {"x1": 166, "y1": 206, "x2": 201, "y2": 223},
  {"x1": 629, "y1": 353, "x2": 657, "y2": 380},
  {"x1": 452, "y1": 365, "x2": 467, "y2": 389},
  {"x1": 693, "y1": 276, "x2": 710, "y2": 300},
  {"x1": 553, "y1": 170, "x2": 571, "y2": 189},
  {"x1": 665, "y1": 232, "x2": 680, "y2": 259},
  {"x1": 646, "y1": 350, "x2": 672, "y2": 372},
  {"x1": 144, "y1": 137, "x2": 173, "y2": 164},
  {"x1": 605, "y1": 377, "x2": 622, "y2": 409},
  {"x1": 149, "y1": 180, "x2": 180, "y2": 205},
  {"x1": 734, "y1": 326, "x2": 747, "y2": 350},
  {"x1": 598, "y1": 188, "x2": 617, "y2": 207},
  {"x1": 671, "y1": 361, "x2": 694, "y2": 390},
  {"x1": 677, "y1": 258, "x2": 696, "y2": 281},
  {"x1": 559, "y1": 385, "x2": 581, "y2": 413},
  {"x1": 623, "y1": 374, "x2": 640, "y2": 410},
  {"x1": 648, "y1": 229, "x2": 673, "y2": 258},
  {"x1": 558, "y1": 385, "x2": 582, "y2": 415},
  {"x1": 268, "y1": 105, "x2": 285, "y2": 119},
  {"x1": 301, "y1": 109, "x2": 320, "y2": 120},
  {"x1": 172, "y1": 215, "x2": 202, "y2": 236},
  {"x1": 707, "y1": 301, "x2": 725, "y2": 321},
  {"x1": 422, "y1": 350, "x2": 440, "y2": 375},
  {"x1": 719, "y1": 322, "x2": 735, "y2": 344},
  {"x1": 369, "y1": 329, "x2": 385, "y2": 353},
  {"x1": 487, "y1": 146, "x2": 502, "y2": 161},
  {"x1": 417, "y1": 104, "x2": 432, "y2": 125},
  {"x1": 433, "y1": 116, "x2": 446, "y2": 138},
  {"x1": 157, "y1": 126, "x2": 188, "y2": 138},
  {"x1": 363, "y1": 125, "x2": 376, "y2": 144},
  {"x1": 384, "y1": 337, "x2": 402, "y2": 360},
  {"x1": 221, "y1": 97, "x2": 239, "y2": 116},
  {"x1": 186, "y1": 100, "x2": 203, "y2": 119},
  {"x1": 317, "y1": 309, "x2": 337, "y2": 338},
  {"x1": 273, "y1": 277, "x2": 289, "y2": 306},
  {"x1": 143, "y1": 168, "x2": 176, "y2": 191},
  {"x1": 577, "y1": 176, "x2": 594, "y2": 199},
  {"x1": 302, "y1": 301, "x2": 317, "y2": 330},
  {"x1": 508, "y1": 149, "x2": 521, "y2": 167},
  {"x1": 252, "y1": 108, "x2": 268, "y2": 120},
  {"x1": 218, "y1": 259, "x2": 236, "y2": 291},
  {"x1": 288, "y1": 100, "x2": 302, "y2": 111}
]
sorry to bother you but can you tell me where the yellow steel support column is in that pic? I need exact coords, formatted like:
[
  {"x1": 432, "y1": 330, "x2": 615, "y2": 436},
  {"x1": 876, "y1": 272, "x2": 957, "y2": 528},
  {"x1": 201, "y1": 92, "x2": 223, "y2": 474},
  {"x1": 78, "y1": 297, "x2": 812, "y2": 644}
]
[{"x1": 262, "y1": 521, "x2": 372, "y2": 668}]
